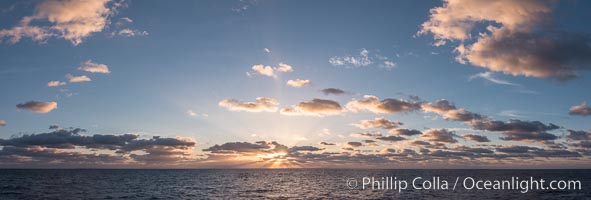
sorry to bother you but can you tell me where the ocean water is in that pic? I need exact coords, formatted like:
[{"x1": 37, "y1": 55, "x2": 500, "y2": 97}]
[{"x1": 0, "y1": 169, "x2": 589, "y2": 199}]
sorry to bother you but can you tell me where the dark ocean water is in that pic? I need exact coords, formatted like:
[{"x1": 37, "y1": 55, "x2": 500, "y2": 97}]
[{"x1": 0, "y1": 169, "x2": 589, "y2": 199}]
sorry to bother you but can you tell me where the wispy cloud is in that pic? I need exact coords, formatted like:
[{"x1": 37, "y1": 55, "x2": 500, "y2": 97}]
[
  {"x1": 469, "y1": 72, "x2": 518, "y2": 86},
  {"x1": 469, "y1": 72, "x2": 538, "y2": 94},
  {"x1": 329, "y1": 48, "x2": 396, "y2": 69},
  {"x1": 47, "y1": 80, "x2": 66, "y2": 87}
]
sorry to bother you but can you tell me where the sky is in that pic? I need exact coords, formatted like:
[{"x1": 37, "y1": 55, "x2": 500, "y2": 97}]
[{"x1": 0, "y1": 0, "x2": 591, "y2": 168}]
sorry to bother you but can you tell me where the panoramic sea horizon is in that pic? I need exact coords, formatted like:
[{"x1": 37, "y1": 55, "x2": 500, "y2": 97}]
[
  {"x1": 1, "y1": 169, "x2": 589, "y2": 199},
  {"x1": 2, "y1": 0, "x2": 591, "y2": 199}
]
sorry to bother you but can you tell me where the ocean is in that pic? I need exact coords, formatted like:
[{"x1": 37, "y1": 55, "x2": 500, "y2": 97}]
[{"x1": 0, "y1": 169, "x2": 589, "y2": 199}]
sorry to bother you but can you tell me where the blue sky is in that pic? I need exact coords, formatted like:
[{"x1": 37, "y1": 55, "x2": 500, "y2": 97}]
[{"x1": 0, "y1": 0, "x2": 591, "y2": 168}]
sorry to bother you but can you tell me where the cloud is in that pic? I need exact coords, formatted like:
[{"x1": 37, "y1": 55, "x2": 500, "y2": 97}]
[
  {"x1": 353, "y1": 117, "x2": 402, "y2": 130},
  {"x1": 247, "y1": 63, "x2": 293, "y2": 78},
  {"x1": 119, "y1": 17, "x2": 133, "y2": 23},
  {"x1": 421, "y1": 99, "x2": 486, "y2": 122},
  {"x1": 0, "y1": 127, "x2": 197, "y2": 165},
  {"x1": 329, "y1": 48, "x2": 396, "y2": 69},
  {"x1": 389, "y1": 129, "x2": 422, "y2": 136},
  {"x1": 186, "y1": 110, "x2": 197, "y2": 117},
  {"x1": 65, "y1": 74, "x2": 91, "y2": 82},
  {"x1": 469, "y1": 72, "x2": 518, "y2": 86},
  {"x1": 280, "y1": 99, "x2": 344, "y2": 117},
  {"x1": 120, "y1": 136, "x2": 196, "y2": 152},
  {"x1": 289, "y1": 146, "x2": 323, "y2": 153},
  {"x1": 565, "y1": 130, "x2": 590, "y2": 141},
  {"x1": 0, "y1": 146, "x2": 128, "y2": 166},
  {"x1": 346, "y1": 142, "x2": 363, "y2": 147},
  {"x1": 471, "y1": 119, "x2": 559, "y2": 143},
  {"x1": 471, "y1": 119, "x2": 559, "y2": 133},
  {"x1": 363, "y1": 140, "x2": 379, "y2": 146},
  {"x1": 117, "y1": 29, "x2": 148, "y2": 37},
  {"x1": 346, "y1": 95, "x2": 421, "y2": 114},
  {"x1": 500, "y1": 132, "x2": 558, "y2": 142},
  {"x1": 231, "y1": 0, "x2": 259, "y2": 13},
  {"x1": 455, "y1": 30, "x2": 591, "y2": 80},
  {"x1": 249, "y1": 65, "x2": 275, "y2": 77},
  {"x1": 218, "y1": 97, "x2": 278, "y2": 113},
  {"x1": 286, "y1": 79, "x2": 311, "y2": 88},
  {"x1": 276, "y1": 63, "x2": 293, "y2": 72},
  {"x1": 47, "y1": 80, "x2": 66, "y2": 87},
  {"x1": 16, "y1": 101, "x2": 58, "y2": 113},
  {"x1": 569, "y1": 102, "x2": 591, "y2": 116},
  {"x1": 419, "y1": 0, "x2": 591, "y2": 80},
  {"x1": 375, "y1": 135, "x2": 406, "y2": 142},
  {"x1": 350, "y1": 132, "x2": 382, "y2": 138},
  {"x1": 78, "y1": 60, "x2": 110, "y2": 74},
  {"x1": 0, "y1": 0, "x2": 123, "y2": 45},
  {"x1": 0, "y1": 120, "x2": 5, "y2": 126},
  {"x1": 320, "y1": 88, "x2": 346, "y2": 95},
  {"x1": 329, "y1": 49, "x2": 372, "y2": 67},
  {"x1": 421, "y1": 129, "x2": 458, "y2": 143},
  {"x1": 203, "y1": 141, "x2": 287, "y2": 155},
  {"x1": 0, "y1": 128, "x2": 195, "y2": 153},
  {"x1": 462, "y1": 134, "x2": 490, "y2": 142},
  {"x1": 319, "y1": 142, "x2": 335, "y2": 146}
]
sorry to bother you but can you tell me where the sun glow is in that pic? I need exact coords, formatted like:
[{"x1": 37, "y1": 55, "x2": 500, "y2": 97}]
[{"x1": 255, "y1": 152, "x2": 300, "y2": 168}]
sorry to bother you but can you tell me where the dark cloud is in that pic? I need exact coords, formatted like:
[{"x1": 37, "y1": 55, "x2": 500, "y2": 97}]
[
  {"x1": 500, "y1": 132, "x2": 558, "y2": 142},
  {"x1": 495, "y1": 145, "x2": 581, "y2": 158},
  {"x1": 389, "y1": 129, "x2": 422, "y2": 136},
  {"x1": 376, "y1": 135, "x2": 406, "y2": 142},
  {"x1": 411, "y1": 140, "x2": 432, "y2": 146},
  {"x1": 565, "y1": 130, "x2": 591, "y2": 141},
  {"x1": 0, "y1": 146, "x2": 128, "y2": 166},
  {"x1": 471, "y1": 119, "x2": 559, "y2": 133},
  {"x1": 0, "y1": 127, "x2": 196, "y2": 165},
  {"x1": 452, "y1": 146, "x2": 494, "y2": 154},
  {"x1": 321, "y1": 88, "x2": 346, "y2": 95},
  {"x1": 463, "y1": 134, "x2": 490, "y2": 142},
  {"x1": 496, "y1": 146, "x2": 537, "y2": 154},
  {"x1": 569, "y1": 102, "x2": 591, "y2": 116},
  {"x1": 203, "y1": 141, "x2": 287, "y2": 155},
  {"x1": 346, "y1": 142, "x2": 363, "y2": 147},
  {"x1": 289, "y1": 146, "x2": 323, "y2": 152},
  {"x1": 120, "y1": 136, "x2": 196, "y2": 152},
  {"x1": 0, "y1": 128, "x2": 153, "y2": 150},
  {"x1": 421, "y1": 129, "x2": 458, "y2": 143},
  {"x1": 319, "y1": 142, "x2": 335, "y2": 146},
  {"x1": 16, "y1": 100, "x2": 58, "y2": 113}
]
